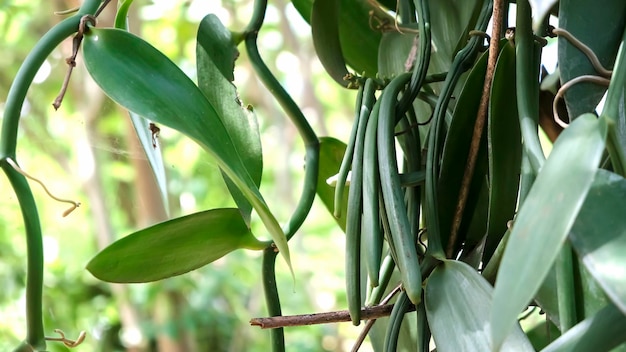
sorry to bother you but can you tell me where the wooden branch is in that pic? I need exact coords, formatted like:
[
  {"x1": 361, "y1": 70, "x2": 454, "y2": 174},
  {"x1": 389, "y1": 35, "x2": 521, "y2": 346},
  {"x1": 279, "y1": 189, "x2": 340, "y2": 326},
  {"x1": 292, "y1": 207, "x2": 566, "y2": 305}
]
[{"x1": 250, "y1": 303, "x2": 416, "y2": 329}]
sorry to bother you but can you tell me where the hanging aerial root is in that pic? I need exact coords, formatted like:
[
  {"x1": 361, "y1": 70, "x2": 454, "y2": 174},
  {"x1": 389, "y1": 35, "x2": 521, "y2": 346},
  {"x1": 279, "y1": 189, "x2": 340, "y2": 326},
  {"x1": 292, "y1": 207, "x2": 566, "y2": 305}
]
[
  {"x1": 5, "y1": 158, "x2": 80, "y2": 217},
  {"x1": 45, "y1": 329, "x2": 86, "y2": 348},
  {"x1": 552, "y1": 75, "x2": 610, "y2": 128}
]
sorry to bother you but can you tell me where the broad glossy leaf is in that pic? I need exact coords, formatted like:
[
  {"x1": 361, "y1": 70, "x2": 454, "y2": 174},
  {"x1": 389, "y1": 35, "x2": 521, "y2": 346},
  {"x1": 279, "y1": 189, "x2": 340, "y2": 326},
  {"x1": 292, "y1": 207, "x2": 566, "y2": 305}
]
[
  {"x1": 571, "y1": 169, "x2": 626, "y2": 313},
  {"x1": 541, "y1": 303, "x2": 626, "y2": 352},
  {"x1": 311, "y1": 0, "x2": 349, "y2": 87},
  {"x1": 491, "y1": 114, "x2": 607, "y2": 349},
  {"x1": 196, "y1": 14, "x2": 263, "y2": 225},
  {"x1": 428, "y1": 0, "x2": 482, "y2": 74},
  {"x1": 485, "y1": 42, "x2": 521, "y2": 261},
  {"x1": 316, "y1": 137, "x2": 349, "y2": 231},
  {"x1": 425, "y1": 260, "x2": 533, "y2": 352},
  {"x1": 291, "y1": 0, "x2": 389, "y2": 76},
  {"x1": 558, "y1": 0, "x2": 626, "y2": 119},
  {"x1": 87, "y1": 208, "x2": 266, "y2": 283},
  {"x1": 82, "y1": 28, "x2": 291, "y2": 271},
  {"x1": 377, "y1": 32, "x2": 416, "y2": 79}
]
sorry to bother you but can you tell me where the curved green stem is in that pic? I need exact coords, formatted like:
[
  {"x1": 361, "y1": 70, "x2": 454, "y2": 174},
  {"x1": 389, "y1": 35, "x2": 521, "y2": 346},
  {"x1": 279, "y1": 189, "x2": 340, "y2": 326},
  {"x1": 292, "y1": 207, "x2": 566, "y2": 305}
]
[
  {"x1": 244, "y1": 34, "x2": 319, "y2": 240},
  {"x1": 262, "y1": 247, "x2": 285, "y2": 352},
  {"x1": 245, "y1": 1, "x2": 319, "y2": 350},
  {"x1": 515, "y1": 0, "x2": 545, "y2": 174},
  {"x1": 0, "y1": 1, "x2": 102, "y2": 349}
]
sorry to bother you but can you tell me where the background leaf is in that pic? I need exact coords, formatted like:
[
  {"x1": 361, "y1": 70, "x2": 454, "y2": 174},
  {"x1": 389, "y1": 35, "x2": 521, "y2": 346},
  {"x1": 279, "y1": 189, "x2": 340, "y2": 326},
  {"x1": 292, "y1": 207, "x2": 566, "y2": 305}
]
[
  {"x1": 87, "y1": 208, "x2": 266, "y2": 283},
  {"x1": 377, "y1": 32, "x2": 416, "y2": 79},
  {"x1": 425, "y1": 260, "x2": 533, "y2": 352},
  {"x1": 311, "y1": 0, "x2": 349, "y2": 86},
  {"x1": 570, "y1": 169, "x2": 626, "y2": 313},
  {"x1": 485, "y1": 42, "x2": 521, "y2": 261},
  {"x1": 316, "y1": 137, "x2": 349, "y2": 231},
  {"x1": 291, "y1": 0, "x2": 390, "y2": 76},
  {"x1": 491, "y1": 114, "x2": 607, "y2": 349},
  {"x1": 558, "y1": 0, "x2": 626, "y2": 119},
  {"x1": 196, "y1": 14, "x2": 263, "y2": 225},
  {"x1": 542, "y1": 303, "x2": 626, "y2": 352}
]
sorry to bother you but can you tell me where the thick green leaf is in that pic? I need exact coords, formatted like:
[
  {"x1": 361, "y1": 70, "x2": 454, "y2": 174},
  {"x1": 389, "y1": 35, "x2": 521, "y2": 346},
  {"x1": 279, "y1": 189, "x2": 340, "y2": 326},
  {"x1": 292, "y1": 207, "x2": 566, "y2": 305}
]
[
  {"x1": 316, "y1": 137, "x2": 349, "y2": 231},
  {"x1": 292, "y1": 0, "x2": 389, "y2": 76},
  {"x1": 491, "y1": 114, "x2": 607, "y2": 349},
  {"x1": 196, "y1": 14, "x2": 263, "y2": 225},
  {"x1": 425, "y1": 260, "x2": 533, "y2": 352},
  {"x1": 485, "y1": 42, "x2": 521, "y2": 261},
  {"x1": 82, "y1": 28, "x2": 291, "y2": 272},
  {"x1": 377, "y1": 31, "x2": 416, "y2": 79},
  {"x1": 558, "y1": 0, "x2": 626, "y2": 119},
  {"x1": 570, "y1": 169, "x2": 626, "y2": 314},
  {"x1": 438, "y1": 46, "x2": 491, "y2": 252},
  {"x1": 541, "y1": 303, "x2": 626, "y2": 352},
  {"x1": 311, "y1": 0, "x2": 349, "y2": 87},
  {"x1": 87, "y1": 208, "x2": 266, "y2": 283}
]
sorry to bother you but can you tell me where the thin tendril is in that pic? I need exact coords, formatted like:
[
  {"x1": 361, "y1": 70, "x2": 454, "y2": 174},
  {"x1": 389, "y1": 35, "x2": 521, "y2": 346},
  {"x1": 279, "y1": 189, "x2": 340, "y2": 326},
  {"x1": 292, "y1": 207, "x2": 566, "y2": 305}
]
[
  {"x1": 5, "y1": 158, "x2": 80, "y2": 217},
  {"x1": 553, "y1": 75, "x2": 610, "y2": 128}
]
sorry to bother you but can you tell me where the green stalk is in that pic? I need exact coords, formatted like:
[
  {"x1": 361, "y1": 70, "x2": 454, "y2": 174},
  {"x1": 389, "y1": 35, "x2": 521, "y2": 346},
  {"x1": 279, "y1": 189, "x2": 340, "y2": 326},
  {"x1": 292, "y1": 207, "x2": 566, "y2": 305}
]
[
  {"x1": 244, "y1": 33, "x2": 319, "y2": 240},
  {"x1": 245, "y1": 1, "x2": 319, "y2": 349},
  {"x1": 515, "y1": 0, "x2": 545, "y2": 174},
  {"x1": 556, "y1": 243, "x2": 577, "y2": 331},
  {"x1": 261, "y1": 248, "x2": 284, "y2": 352},
  {"x1": 0, "y1": 1, "x2": 102, "y2": 349}
]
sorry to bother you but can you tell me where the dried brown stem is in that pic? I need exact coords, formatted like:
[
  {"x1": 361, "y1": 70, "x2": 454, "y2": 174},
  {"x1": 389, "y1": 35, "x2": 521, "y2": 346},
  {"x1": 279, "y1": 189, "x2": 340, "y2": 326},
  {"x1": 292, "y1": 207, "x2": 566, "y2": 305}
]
[
  {"x1": 53, "y1": 15, "x2": 95, "y2": 110},
  {"x1": 447, "y1": 0, "x2": 505, "y2": 258},
  {"x1": 250, "y1": 302, "x2": 416, "y2": 330}
]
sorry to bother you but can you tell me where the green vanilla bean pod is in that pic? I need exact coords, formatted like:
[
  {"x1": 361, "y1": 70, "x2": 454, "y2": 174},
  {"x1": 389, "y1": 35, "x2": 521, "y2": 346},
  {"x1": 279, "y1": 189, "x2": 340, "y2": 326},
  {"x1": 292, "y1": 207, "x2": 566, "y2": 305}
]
[
  {"x1": 377, "y1": 72, "x2": 422, "y2": 305},
  {"x1": 362, "y1": 94, "x2": 383, "y2": 288},
  {"x1": 335, "y1": 79, "x2": 376, "y2": 217},
  {"x1": 345, "y1": 98, "x2": 379, "y2": 325}
]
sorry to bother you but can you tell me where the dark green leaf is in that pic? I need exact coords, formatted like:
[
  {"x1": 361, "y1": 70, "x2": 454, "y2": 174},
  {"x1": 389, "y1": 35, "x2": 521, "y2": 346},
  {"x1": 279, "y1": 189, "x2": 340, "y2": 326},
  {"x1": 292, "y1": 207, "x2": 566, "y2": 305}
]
[
  {"x1": 428, "y1": 0, "x2": 482, "y2": 74},
  {"x1": 291, "y1": 0, "x2": 389, "y2": 76},
  {"x1": 311, "y1": 0, "x2": 349, "y2": 87},
  {"x1": 485, "y1": 41, "x2": 521, "y2": 261},
  {"x1": 558, "y1": 0, "x2": 626, "y2": 119},
  {"x1": 571, "y1": 169, "x2": 626, "y2": 314},
  {"x1": 87, "y1": 208, "x2": 266, "y2": 283},
  {"x1": 438, "y1": 46, "x2": 491, "y2": 252},
  {"x1": 317, "y1": 137, "x2": 349, "y2": 231},
  {"x1": 82, "y1": 28, "x2": 291, "y2": 272},
  {"x1": 196, "y1": 14, "x2": 263, "y2": 225},
  {"x1": 491, "y1": 114, "x2": 607, "y2": 349},
  {"x1": 425, "y1": 260, "x2": 533, "y2": 352}
]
